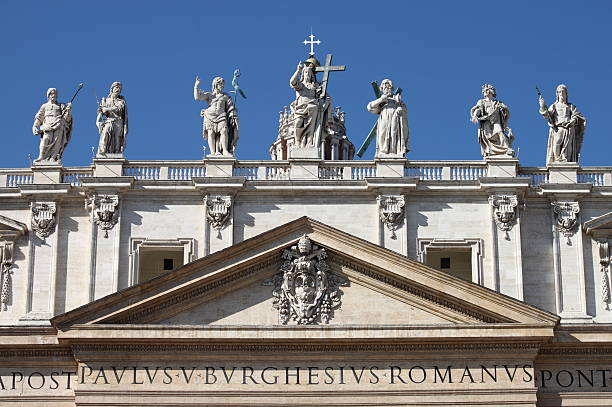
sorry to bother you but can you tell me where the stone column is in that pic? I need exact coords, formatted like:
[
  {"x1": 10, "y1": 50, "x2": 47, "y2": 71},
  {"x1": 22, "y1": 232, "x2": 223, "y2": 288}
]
[
  {"x1": 489, "y1": 194, "x2": 524, "y2": 299},
  {"x1": 22, "y1": 201, "x2": 58, "y2": 321},
  {"x1": 550, "y1": 201, "x2": 591, "y2": 322},
  {"x1": 87, "y1": 194, "x2": 122, "y2": 301}
]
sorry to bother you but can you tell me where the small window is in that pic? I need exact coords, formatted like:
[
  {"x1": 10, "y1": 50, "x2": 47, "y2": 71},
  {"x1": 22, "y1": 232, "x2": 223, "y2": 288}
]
[
  {"x1": 138, "y1": 249, "x2": 184, "y2": 282},
  {"x1": 425, "y1": 249, "x2": 472, "y2": 281}
]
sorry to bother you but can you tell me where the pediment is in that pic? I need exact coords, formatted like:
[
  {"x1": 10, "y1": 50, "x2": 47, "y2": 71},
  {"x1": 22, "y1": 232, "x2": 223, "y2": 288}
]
[
  {"x1": 584, "y1": 212, "x2": 612, "y2": 238},
  {"x1": 0, "y1": 214, "x2": 27, "y2": 240},
  {"x1": 52, "y1": 217, "x2": 558, "y2": 332}
]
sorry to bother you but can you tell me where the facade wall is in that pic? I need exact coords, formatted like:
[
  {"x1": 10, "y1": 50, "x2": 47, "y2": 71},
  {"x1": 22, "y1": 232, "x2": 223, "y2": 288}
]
[{"x1": 1, "y1": 159, "x2": 612, "y2": 326}]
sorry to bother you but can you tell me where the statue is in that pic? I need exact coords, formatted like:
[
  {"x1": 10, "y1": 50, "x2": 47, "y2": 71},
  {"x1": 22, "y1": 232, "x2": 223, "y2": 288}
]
[
  {"x1": 194, "y1": 76, "x2": 239, "y2": 156},
  {"x1": 96, "y1": 82, "x2": 128, "y2": 156},
  {"x1": 289, "y1": 58, "x2": 330, "y2": 148},
  {"x1": 32, "y1": 88, "x2": 73, "y2": 164},
  {"x1": 538, "y1": 84, "x2": 586, "y2": 164},
  {"x1": 470, "y1": 84, "x2": 514, "y2": 157},
  {"x1": 366, "y1": 79, "x2": 409, "y2": 158}
]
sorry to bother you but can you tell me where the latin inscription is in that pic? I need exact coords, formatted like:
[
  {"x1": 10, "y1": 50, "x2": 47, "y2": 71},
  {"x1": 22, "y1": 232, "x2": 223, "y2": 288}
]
[{"x1": 0, "y1": 365, "x2": 611, "y2": 392}]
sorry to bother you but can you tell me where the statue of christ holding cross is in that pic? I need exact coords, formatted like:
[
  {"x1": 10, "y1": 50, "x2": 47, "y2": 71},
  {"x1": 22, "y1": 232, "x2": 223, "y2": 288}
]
[{"x1": 288, "y1": 33, "x2": 346, "y2": 153}]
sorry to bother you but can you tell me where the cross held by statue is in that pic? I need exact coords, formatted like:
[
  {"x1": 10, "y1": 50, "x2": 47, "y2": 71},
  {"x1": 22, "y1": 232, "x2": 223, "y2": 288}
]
[{"x1": 315, "y1": 54, "x2": 346, "y2": 100}]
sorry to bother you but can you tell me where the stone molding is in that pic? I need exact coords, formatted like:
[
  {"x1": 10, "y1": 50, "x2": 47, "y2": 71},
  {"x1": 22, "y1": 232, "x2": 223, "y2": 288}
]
[
  {"x1": 87, "y1": 194, "x2": 120, "y2": 238},
  {"x1": 71, "y1": 342, "x2": 541, "y2": 354},
  {"x1": 377, "y1": 195, "x2": 405, "y2": 239},
  {"x1": 331, "y1": 253, "x2": 498, "y2": 323},
  {"x1": 113, "y1": 257, "x2": 280, "y2": 323},
  {"x1": 30, "y1": 201, "x2": 56, "y2": 239}
]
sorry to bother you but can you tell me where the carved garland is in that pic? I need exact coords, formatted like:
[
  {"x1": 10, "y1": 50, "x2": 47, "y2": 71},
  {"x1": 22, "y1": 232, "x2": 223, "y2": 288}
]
[
  {"x1": 266, "y1": 235, "x2": 347, "y2": 325},
  {"x1": 552, "y1": 201, "x2": 580, "y2": 243},
  {"x1": 0, "y1": 242, "x2": 13, "y2": 310},
  {"x1": 31, "y1": 202, "x2": 56, "y2": 239},
  {"x1": 377, "y1": 195, "x2": 405, "y2": 239},
  {"x1": 87, "y1": 195, "x2": 120, "y2": 238},
  {"x1": 598, "y1": 240, "x2": 611, "y2": 307}
]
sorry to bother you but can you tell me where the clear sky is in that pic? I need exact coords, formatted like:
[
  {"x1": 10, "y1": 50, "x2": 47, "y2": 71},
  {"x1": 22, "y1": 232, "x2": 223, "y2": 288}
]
[{"x1": 1, "y1": 1, "x2": 610, "y2": 168}]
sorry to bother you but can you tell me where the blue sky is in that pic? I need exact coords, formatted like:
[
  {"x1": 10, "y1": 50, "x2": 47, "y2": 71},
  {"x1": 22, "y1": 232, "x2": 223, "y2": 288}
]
[{"x1": 1, "y1": 1, "x2": 610, "y2": 168}]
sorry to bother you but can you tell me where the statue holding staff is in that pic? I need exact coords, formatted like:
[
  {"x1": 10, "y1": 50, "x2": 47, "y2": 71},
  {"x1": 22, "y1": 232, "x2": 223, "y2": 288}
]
[
  {"x1": 538, "y1": 84, "x2": 586, "y2": 164},
  {"x1": 97, "y1": 81, "x2": 128, "y2": 156},
  {"x1": 32, "y1": 87, "x2": 76, "y2": 164},
  {"x1": 194, "y1": 75, "x2": 239, "y2": 156}
]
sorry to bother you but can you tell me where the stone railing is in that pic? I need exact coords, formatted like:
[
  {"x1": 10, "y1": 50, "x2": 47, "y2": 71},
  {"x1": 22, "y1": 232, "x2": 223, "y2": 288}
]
[
  {"x1": 405, "y1": 161, "x2": 487, "y2": 181},
  {"x1": 0, "y1": 169, "x2": 34, "y2": 187},
  {"x1": 517, "y1": 167, "x2": 549, "y2": 186},
  {"x1": 62, "y1": 167, "x2": 95, "y2": 186},
  {"x1": 1, "y1": 160, "x2": 611, "y2": 186}
]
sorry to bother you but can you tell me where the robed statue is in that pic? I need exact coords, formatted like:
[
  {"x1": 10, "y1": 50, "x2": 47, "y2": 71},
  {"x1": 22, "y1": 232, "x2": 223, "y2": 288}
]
[
  {"x1": 538, "y1": 84, "x2": 586, "y2": 164},
  {"x1": 97, "y1": 81, "x2": 128, "y2": 156},
  {"x1": 32, "y1": 88, "x2": 73, "y2": 164},
  {"x1": 289, "y1": 58, "x2": 331, "y2": 148},
  {"x1": 194, "y1": 76, "x2": 239, "y2": 156},
  {"x1": 470, "y1": 84, "x2": 514, "y2": 157},
  {"x1": 367, "y1": 79, "x2": 409, "y2": 158}
]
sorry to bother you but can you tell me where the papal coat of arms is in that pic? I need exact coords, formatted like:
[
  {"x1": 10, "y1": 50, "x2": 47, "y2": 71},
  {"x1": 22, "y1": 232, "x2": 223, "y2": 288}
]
[{"x1": 267, "y1": 235, "x2": 347, "y2": 325}]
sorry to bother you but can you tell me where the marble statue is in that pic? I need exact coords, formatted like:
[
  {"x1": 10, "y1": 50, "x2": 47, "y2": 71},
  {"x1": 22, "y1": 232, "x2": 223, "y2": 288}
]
[
  {"x1": 289, "y1": 59, "x2": 328, "y2": 148},
  {"x1": 32, "y1": 88, "x2": 73, "y2": 164},
  {"x1": 367, "y1": 79, "x2": 409, "y2": 158},
  {"x1": 194, "y1": 76, "x2": 239, "y2": 156},
  {"x1": 470, "y1": 84, "x2": 514, "y2": 157},
  {"x1": 97, "y1": 82, "x2": 128, "y2": 156},
  {"x1": 539, "y1": 84, "x2": 586, "y2": 164}
]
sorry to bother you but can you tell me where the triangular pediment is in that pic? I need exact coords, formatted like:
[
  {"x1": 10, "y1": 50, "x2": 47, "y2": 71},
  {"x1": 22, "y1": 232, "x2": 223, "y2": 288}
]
[
  {"x1": 0, "y1": 214, "x2": 27, "y2": 240},
  {"x1": 52, "y1": 217, "x2": 558, "y2": 335},
  {"x1": 584, "y1": 211, "x2": 612, "y2": 238}
]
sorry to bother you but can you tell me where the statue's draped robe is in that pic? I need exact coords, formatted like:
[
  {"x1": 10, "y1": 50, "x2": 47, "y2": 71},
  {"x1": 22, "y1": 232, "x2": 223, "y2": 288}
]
[
  {"x1": 367, "y1": 96, "x2": 409, "y2": 157},
  {"x1": 470, "y1": 98, "x2": 512, "y2": 157},
  {"x1": 98, "y1": 96, "x2": 128, "y2": 155},
  {"x1": 290, "y1": 79, "x2": 323, "y2": 147},
  {"x1": 197, "y1": 91, "x2": 239, "y2": 154},
  {"x1": 34, "y1": 102, "x2": 73, "y2": 162},
  {"x1": 541, "y1": 102, "x2": 586, "y2": 164}
]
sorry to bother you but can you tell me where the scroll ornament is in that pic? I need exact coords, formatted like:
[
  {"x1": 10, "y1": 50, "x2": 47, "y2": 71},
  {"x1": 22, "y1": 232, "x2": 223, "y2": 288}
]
[
  {"x1": 377, "y1": 195, "x2": 405, "y2": 240},
  {"x1": 31, "y1": 202, "x2": 57, "y2": 239}
]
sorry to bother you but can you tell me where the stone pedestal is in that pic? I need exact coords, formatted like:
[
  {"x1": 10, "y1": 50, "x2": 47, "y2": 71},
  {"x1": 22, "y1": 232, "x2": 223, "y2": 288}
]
[
  {"x1": 375, "y1": 159, "x2": 406, "y2": 178},
  {"x1": 485, "y1": 156, "x2": 518, "y2": 178},
  {"x1": 548, "y1": 162, "x2": 579, "y2": 184},
  {"x1": 289, "y1": 147, "x2": 320, "y2": 159},
  {"x1": 31, "y1": 164, "x2": 63, "y2": 184},
  {"x1": 289, "y1": 159, "x2": 320, "y2": 180},
  {"x1": 205, "y1": 157, "x2": 235, "y2": 177},
  {"x1": 93, "y1": 158, "x2": 125, "y2": 178}
]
